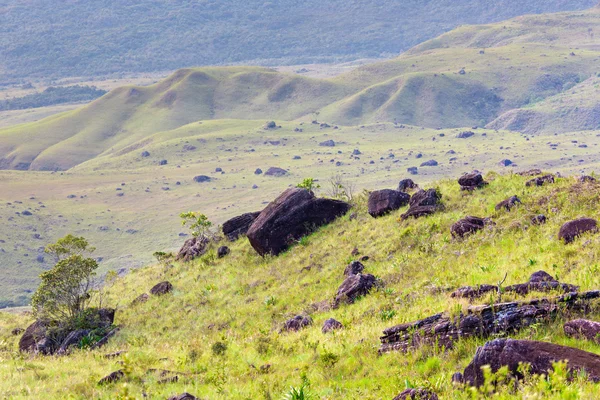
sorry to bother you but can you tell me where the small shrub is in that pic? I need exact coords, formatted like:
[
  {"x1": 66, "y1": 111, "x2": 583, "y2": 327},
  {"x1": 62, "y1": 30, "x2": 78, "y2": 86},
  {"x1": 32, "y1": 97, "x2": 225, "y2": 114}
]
[
  {"x1": 319, "y1": 350, "x2": 339, "y2": 368},
  {"x1": 282, "y1": 382, "x2": 313, "y2": 400},
  {"x1": 180, "y1": 211, "x2": 212, "y2": 237},
  {"x1": 211, "y1": 341, "x2": 227, "y2": 356},
  {"x1": 297, "y1": 178, "x2": 320, "y2": 192}
]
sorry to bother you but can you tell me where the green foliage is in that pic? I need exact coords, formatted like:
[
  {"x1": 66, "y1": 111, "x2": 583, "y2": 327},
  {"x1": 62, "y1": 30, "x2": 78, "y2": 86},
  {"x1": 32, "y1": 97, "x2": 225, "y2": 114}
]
[
  {"x1": 211, "y1": 341, "x2": 227, "y2": 356},
  {"x1": 32, "y1": 235, "x2": 98, "y2": 321},
  {"x1": 282, "y1": 382, "x2": 313, "y2": 400},
  {"x1": 152, "y1": 251, "x2": 173, "y2": 265},
  {"x1": 180, "y1": 212, "x2": 212, "y2": 238},
  {"x1": 296, "y1": 178, "x2": 319, "y2": 192}
]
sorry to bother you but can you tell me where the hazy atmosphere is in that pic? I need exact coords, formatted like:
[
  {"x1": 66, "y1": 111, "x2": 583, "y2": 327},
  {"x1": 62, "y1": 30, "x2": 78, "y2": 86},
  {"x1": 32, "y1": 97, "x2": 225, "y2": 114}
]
[{"x1": 4, "y1": 1, "x2": 600, "y2": 399}]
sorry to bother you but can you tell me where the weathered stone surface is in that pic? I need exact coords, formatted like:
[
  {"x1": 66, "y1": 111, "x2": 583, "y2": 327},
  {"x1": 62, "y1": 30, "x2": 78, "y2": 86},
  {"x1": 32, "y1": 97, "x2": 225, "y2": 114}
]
[
  {"x1": 222, "y1": 211, "x2": 261, "y2": 241},
  {"x1": 495, "y1": 195, "x2": 521, "y2": 211},
  {"x1": 420, "y1": 159, "x2": 438, "y2": 167},
  {"x1": 462, "y1": 339, "x2": 600, "y2": 387},
  {"x1": 457, "y1": 131, "x2": 474, "y2": 139},
  {"x1": 98, "y1": 370, "x2": 124, "y2": 385},
  {"x1": 344, "y1": 261, "x2": 365, "y2": 276},
  {"x1": 57, "y1": 329, "x2": 90, "y2": 355},
  {"x1": 334, "y1": 273, "x2": 377, "y2": 307},
  {"x1": 168, "y1": 393, "x2": 198, "y2": 400},
  {"x1": 176, "y1": 235, "x2": 210, "y2": 261},
  {"x1": 518, "y1": 169, "x2": 542, "y2": 176},
  {"x1": 451, "y1": 271, "x2": 578, "y2": 300},
  {"x1": 193, "y1": 175, "x2": 211, "y2": 183},
  {"x1": 283, "y1": 315, "x2": 313, "y2": 332},
  {"x1": 458, "y1": 173, "x2": 486, "y2": 190},
  {"x1": 319, "y1": 139, "x2": 336, "y2": 147},
  {"x1": 526, "y1": 174, "x2": 555, "y2": 187},
  {"x1": 322, "y1": 318, "x2": 343, "y2": 333},
  {"x1": 531, "y1": 214, "x2": 547, "y2": 225},
  {"x1": 247, "y1": 188, "x2": 350, "y2": 256},
  {"x1": 579, "y1": 175, "x2": 596, "y2": 183},
  {"x1": 11, "y1": 327, "x2": 24, "y2": 336},
  {"x1": 564, "y1": 319, "x2": 600, "y2": 343},
  {"x1": 264, "y1": 167, "x2": 288, "y2": 177},
  {"x1": 559, "y1": 218, "x2": 598, "y2": 244},
  {"x1": 131, "y1": 293, "x2": 149, "y2": 305},
  {"x1": 401, "y1": 189, "x2": 441, "y2": 220},
  {"x1": 379, "y1": 290, "x2": 600, "y2": 353},
  {"x1": 217, "y1": 246, "x2": 230, "y2": 258},
  {"x1": 150, "y1": 281, "x2": 173, "y2": 296},
  {"x1": 368, "y1": 189, "x2": 410, "y2": 217},
  {"x1": 451, "y1": 216, "x2": 487, "y2": 238},
  {"x1": 398, "y1": 179, "x2": 417, "y2": 192},
  {"x1": 393, "y1": 388, "x2": 439, "y2": 400},
  {"x1": 19, "y1": 320, "x2": 47, "y2": 352}
]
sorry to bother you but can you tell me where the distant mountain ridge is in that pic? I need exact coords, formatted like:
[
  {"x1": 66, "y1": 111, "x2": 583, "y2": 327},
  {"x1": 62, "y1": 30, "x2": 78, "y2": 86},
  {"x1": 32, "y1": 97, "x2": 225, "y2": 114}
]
[{"x1": 1, "y1": 0, "x2": 598, "y2": 82}]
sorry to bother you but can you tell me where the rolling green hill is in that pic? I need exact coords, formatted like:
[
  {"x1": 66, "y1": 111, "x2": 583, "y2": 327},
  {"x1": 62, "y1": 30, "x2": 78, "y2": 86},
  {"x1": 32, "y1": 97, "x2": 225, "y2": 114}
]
[
  {"x1": 5, "y1": 7, "x2": 600, "y2": 171},
  {"x1": 2, "y1": 0, "x2": 598, "y2": 82}
]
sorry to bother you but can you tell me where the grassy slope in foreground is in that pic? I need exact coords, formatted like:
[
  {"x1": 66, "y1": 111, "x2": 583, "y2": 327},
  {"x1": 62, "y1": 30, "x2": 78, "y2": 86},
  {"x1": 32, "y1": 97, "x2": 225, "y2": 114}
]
[{"x1": 3, "y1": 173, "x2": 600, "y2": 398}]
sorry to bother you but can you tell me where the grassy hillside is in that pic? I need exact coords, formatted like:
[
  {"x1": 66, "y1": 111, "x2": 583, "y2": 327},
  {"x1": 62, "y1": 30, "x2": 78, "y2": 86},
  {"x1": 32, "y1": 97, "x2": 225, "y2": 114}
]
[
  {"x1": 2, "y1": 0, "x2": 598, "y2": 82},
  {"x1": 3, "y1": 172, "x2": 600, "y2": 398}
]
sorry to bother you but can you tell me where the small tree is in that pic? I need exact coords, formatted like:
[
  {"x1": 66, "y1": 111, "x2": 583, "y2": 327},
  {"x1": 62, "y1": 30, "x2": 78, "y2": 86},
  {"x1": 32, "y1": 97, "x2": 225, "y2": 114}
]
[
  {"x1": 180, "y1": 211, "x2": 212, "y2": 238},
  {"x1": 297, "y1": 178, "x2": 320, "y2": 193},
  {"x1": 32, "y1": 235, "x2": 98, "y2": 321},
  {"x1": 327, "y1": 175, "x2": 355, "y2": 202}
]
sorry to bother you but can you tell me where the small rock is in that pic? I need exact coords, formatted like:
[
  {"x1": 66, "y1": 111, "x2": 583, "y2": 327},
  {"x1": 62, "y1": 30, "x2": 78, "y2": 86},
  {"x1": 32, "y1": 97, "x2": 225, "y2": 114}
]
[
  {"x1": 456, "y1": 131, "x2": 474, "y2": 139},
  {"x1": 283, "y1": 315, "x2": 313, "y2": 332},
  {"x1": 344, "y1": 261, "x2": 365, "y2": 276},
  {"x1": 159, "y1": 160, "x2": 168, "y2": 166},
  {"x1": 141, "y1": 151, "x2": 150, "y2": 157},
  {"x1": 564, "y1": 319, "x2": 600, "y2": 343},
  {"x1": 526, "y1": 174, "x2": 555, "y2": 187},
  {"x1": 407, "y1": 167, "x2": 418, "y2": 175},
  {"x1": 368, "y1": 189, "x2": 410, "y2": 218},
  {"x1": 334, "y1": 273, "x2": 377, "y2": 307},
  {"x1": 559, "y1": 218, "x2": 598, "y2": 244},
  {"x1": 150, "y1": 281, "x2": 173, "y2": 296},
  {"x1": 193, "y1": 175, "x2": 211, "y2": 183},
  {"x1": 217, "y1": 246, "x2": 230, "y2": 258},
  {"x1": 531, "y1": 214, "x2": 547, "y2": 225},
  {"x1": 319, "y1": 140, "x2": 336, "y2": 147},
  {"x1": 168, "y1": 394, "x2": 198, "y2": 400},
  {"x1": 264, "y1": 167, "x2": 288, "y2": 177},
  {"x1": 398, "y1": 179, "x2": 417, "y2": 192},
  {"x1": 393, "y1": 388, "x2": 438, "y2": 400},
  {"x1": 131, "y1": 293, "x2": 149, "y2": 305},
  {"x1": 322, "y1": 318, "x2": 343, "y2": 333},
  {"x1": 499, "y1": 159, "x2": 513, "y2": 166},
  {"x1": 254, "y1": 168, "x2": 263, "y2": 175},
  {"x1": 495, "y1": 195, "x2": 521, "y2": 211},
  {"x1": 98, "y1": 370, "x2": 124, "y2": 385},
  {"x1": 420, "y1": 159, "x2": 438, "y2": 167}
]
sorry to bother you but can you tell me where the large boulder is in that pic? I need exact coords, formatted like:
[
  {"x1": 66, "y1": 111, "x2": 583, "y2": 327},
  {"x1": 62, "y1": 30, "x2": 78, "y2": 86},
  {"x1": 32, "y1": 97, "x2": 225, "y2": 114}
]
[
  {"x1": 458, "y1": 172, "x2": 487, "y2": 191},
  {"x1": 222, "y1": 211, "x2": 261, "y2": 241},
  {"x1": 401, "y1": 189, "x2": 441, "y2": 220},
  {"x1": 246, "y1": 188, "x2": 350, "y2": 256},
  {"x1": 264, "y1": 167, "x2": 288, "y2": 177},
  {"x1": 451, "y1": 216, "x2": 487, "y2": 238},
  {"x1": 57, "y1": 329, "x2": 90, "y2": 355},
  {"x1": 559, "y1": 218, "x2": 598, "y2": 244},
  {"x1": 456, "y1": 131, "x2": 474, "y2": 139},
  {"x1": 462, "y1": 339, "x2": 600, "y2": 386},
  {"x1": 334, "y1": 273, "x2": 377, "y2": 307},
  {"x1": 176, "y1": 235, "x2": 210, "y2": 261},
  {"x1": 564, "y1": 319, "x2": 600, "y2": 343},
  {"x1": 150, "y1": 281, "x2": 173, "y2": 296},
  {"x1": 322, "y1": 318, "x2": 343, "y2": 333},
  {"x1": 19, "y1": 320, "x2": 47, "y2": 352},
  {"x1": 368, "y1": 189, "x2": 410, "y2": 218}
]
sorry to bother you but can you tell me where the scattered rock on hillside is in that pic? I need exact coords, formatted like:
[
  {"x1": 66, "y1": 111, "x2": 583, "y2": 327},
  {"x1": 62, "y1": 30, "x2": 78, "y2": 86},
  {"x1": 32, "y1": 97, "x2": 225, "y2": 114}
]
[
  {"x1": 401, "y1": 189, "x2": 441, "y2": 219},
  {"x1": 462, "y1": 339, "x2": 600, "y2": 387},
  {"x1": 579, "y1": 175, "x2": 596, "y2": 183},
  {"x1": 11, "y1": 327, "x2": 24, "y2": 336},
  {"x1": 420, "y1": 159, "x2": 438, "y2": 167},
  {"x1": 19, "y1": 320, "x2": 47, "y2": 353},
  {"x1": 495, "y1": 195, "x2": 521, "y2": 211},
  {"x1": 246, "y1": 188, "x2": 350, "y2": 256},
  {"x1": 176, "y1": 235, "x2": 210, "y2": 261},
  {"x1": 564, "y1": 319, "x2": 600, "y2": 343},
  {"x1": 193, "y1": 175, "x2": 211, "y2": 183},
  {"x1": 458, "y1": 172, "x2": 487, "y2": 191},
  {"x1": 352, "y1": 149, "x2": 361, "y2": 155},
  {"x1": 150, "y1": 281, "x2": 173, "y2": 296},
  {"x1": 168, "y1": 393, "x2": 199, "y2": 400},
  {"x1": 334, "y1": 273, "x2": 377, "y2": 307},
  {"x1": 222, "y1": 211, "x2": 261, "y2": 241},
  {"x1": 141, "y1": 151, "x2": 150, "y2": 157},
  {"x1": 319, "y1": 139, "x2": 335, "y2": 147},
  {"x1": 283, "y1": 315, "x2": 313, "y2": 332},
  {"x1": 131, "y1": 293, "x2": 149, "y2": 305},
  {"x1": 322, "y1": 318, "x2": 343, "y2": 333},
  {"x1": 456, "y1": 131, "x2": 474, "y2": 139},
  {"x1": 368, "y1": 189, "x2": 410, "y2": 218},
  {"x1": 159, "y1": 160, "x2": 168, "y2": 166},
  {"x1": 526, "y1": 174, "x2": 555, "y2": 187},
  {"x1": 57, "y1": 329, "x2": 90, "y2": 355},
  {"x1": 344, "y1": 261, "x2": 365, "y2": 276},
  {"x1": 217, "y1": 246, "x2": 230, "y2": 258},
  {"x1": 98, "y1": 370, "x2": 124, "y2": 385},
  {"x1": 531, "y1": 214, "x2": 547, "y2": 225},
  {"x1": 499, "y1": 159, "x2": 513, "y2": 166},
  {"x1": 264, "y1": 167, "x2": 288, "y2": 177},
  {"x1": 264, "y1": 121, "x2": 277, "y2": 130},
  {"x1": 451, "y1": 216, "x2": 488, "y2": 238},
  {"x1": 407, "y1": 167, "x2": 418, "y2": 175},
  {"x1": 398, "y1": 179, "x2": 417, "y2": 192},
  {"x1": 393, "y1": 388, "x2": 439, "y2": 400},
  {"x1": 518, "y1": 169, "x2": 542, "y2": 176},
  {"x1": 254, "y1": 168, "x2": 263, "y2": 175},
  {"x1": 559, "y1": 218, "x2": 598, "y2": 244}
]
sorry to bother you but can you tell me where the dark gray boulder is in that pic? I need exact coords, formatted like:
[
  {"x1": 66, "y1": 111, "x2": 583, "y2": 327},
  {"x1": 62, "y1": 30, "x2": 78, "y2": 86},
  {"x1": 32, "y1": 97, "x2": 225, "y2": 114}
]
[
  {"x1": 334, "y1": 273, "x2": 377, "y2": 307},
  {"x1": 222, "y1": 211, "x2": 261, "y2": 241},
  {"x1": 495, "y1": 195, "x2": 521, "y2": 211},
  {"x1": 176, "y1": 235, "x2": 210, "y2": 261},
  {"x1": 559, "y1": 218, "x2": 598, "y2": 244},
  {"x1": 368, "y1": 189, "x2": 410, "y2": 218},
  {"x1": 264, "y1": 167, "x2": 288, "y2": 177},
  {"x1": 451, "y1": 216, "x2": 487, "y2": 238},
  {"x1": 393, "y1": 388, "x2": 439, "y2": 400},
  {"x1": 344, "y1": 261, "x2": 365, "y2": 276},
  {"x1": 398, "y1": 179, "x2": 417, "y2": 192},
  {"x1": 322, "y1": 318, "x2": 343, "y2": 333},
  {"x1": 564, "y1": 319, "x2": 600, "y2": 343},
  {"x1": 193, "y1": 175, "x2": 211, "y2": 183},
  {"x1": 247, "y1": 188, "x2": 350, "y2": 256},
  {"x1": 150, "y1": 281, "x2": 173, "y2": 296},
  {"x1": 283, "y1": 315, "x2": 313, "y2": 332}
]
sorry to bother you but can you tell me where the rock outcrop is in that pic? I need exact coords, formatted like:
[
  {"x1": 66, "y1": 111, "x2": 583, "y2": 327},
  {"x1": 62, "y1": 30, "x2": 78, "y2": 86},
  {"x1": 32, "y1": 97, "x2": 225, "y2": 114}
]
[
  {"x1": 401, "y1": 189, "x2": 441, "y2": 219},
  {"x1": 368, "y1": 189, "x2": 410, "y2": 218},
  {"x1": 564, "y1": 319, "x2": 600, "y2": 343},
  {"x1": 559, "y1": 218, "x2": 598, "y2": 244},
  {"x1": 176, "y1": 235, "x2": 210, "y2": 261},
  {"x1": 222, "y1": 211, "x2": 261, "y2": 241},
  {"x1": 247, "y1": 188, "x2": 350, "y2": 256},
  {"x1": 451, "y1": 216, "x2": 488, "y2": 238},
  {"x1": 334, "y1": 273, "x2": 377, "y2": 307}
]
